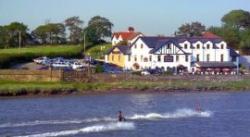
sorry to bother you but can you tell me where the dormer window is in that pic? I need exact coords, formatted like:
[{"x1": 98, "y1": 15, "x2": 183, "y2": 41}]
[
  {"x1": 221, "y1": 44, "x2": 224, "y2": 49},
  {"x1": 184, "y1": 44, "x2": 188, "y2": 49},
  {"x1": 197, "y1": 44, "x2": 200, "y2": 49},
  {"x1": 207, "y1": 44, "x2": 210, "y2": 49}
]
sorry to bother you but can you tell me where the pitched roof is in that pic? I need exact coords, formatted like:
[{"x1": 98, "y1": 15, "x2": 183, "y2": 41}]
[
  {"x1": 140, "y1": 36, "x2": 170, "y2": 48},
  {"x1": 106, "y1": 45, "x2": 131, "y2": 55},
  {"x1": 112, "y1": 32, "x2": 142, "y2": 41},
  {"x1": 229, "y1": 48, "x2": 240, "y2": 57},
  {"x1": 202, "y1": 32, "x2": 221, "y2": 38},
  {"x1": 138, "y1": 36, "x2": 225, "y2": 54}
]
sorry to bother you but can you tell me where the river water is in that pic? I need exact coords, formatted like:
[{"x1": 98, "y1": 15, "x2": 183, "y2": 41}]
[{"x1": 1, "y1": 91, "x2": 250, "y2": 137}]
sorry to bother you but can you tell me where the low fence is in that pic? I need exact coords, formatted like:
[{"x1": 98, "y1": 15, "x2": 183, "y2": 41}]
[
  {"x1": 62, "y1": 71, "x2": 89, "y2": 82},
  {"x1": 0, "y1": 69, "x2": 63, "y2": 82},
  {"x1": 0, "y1": 69, "x2": 249, "y2": 82}
]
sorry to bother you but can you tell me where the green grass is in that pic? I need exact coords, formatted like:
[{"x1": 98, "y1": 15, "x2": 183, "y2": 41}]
[
  {"x1": 1, "y1": 79, "x2": 250, "y2": 96},
  {"x1": 0, "y1": 45, "x2": 84, "y2": 68},
  {"x1": 86, "y1": 43, "x2": 112, "y2": 59}
]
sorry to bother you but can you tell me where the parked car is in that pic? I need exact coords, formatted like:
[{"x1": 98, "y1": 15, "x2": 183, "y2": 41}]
[
  {"x1": 141, "y1": 70, "x2": 150, "y2": 75},
  {"x1": 52, "y1": 61, "x2": 71, "y2": 68},
  {"x1": 71, "y1": 62, "x2": 84, "y2": 70},
  {"x1": 33, "y1": 56, "x2": 49, "y2": 64},
  {"x1": 147, "y1": 68, "x2": 165, "y2": 75}
]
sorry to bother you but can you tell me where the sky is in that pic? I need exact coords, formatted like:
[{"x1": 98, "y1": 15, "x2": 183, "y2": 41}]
[{"x1": 0, "y1": 0, "x2": 250, "y2": 35}]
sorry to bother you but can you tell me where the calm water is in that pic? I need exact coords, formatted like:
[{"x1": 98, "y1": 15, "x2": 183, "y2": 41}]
[{"x1": 1, "y1": 91, "x2": 250, "y2": 137}]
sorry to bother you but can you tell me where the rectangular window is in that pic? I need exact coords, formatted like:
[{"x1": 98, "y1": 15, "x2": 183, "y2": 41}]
[
  {"x1": 112, "y1": 55, "x2": 114, "y2": 61},
  {"x1": 141, "y1": 55, "x2": 143, "y2": 62},
  {"x1": 149, "y1": 55, "x2": 152, "y2": 62},
  {"x1": 134, "y1": 56, "x2": 137, "y2": 62},
  {"x1": 158, "y1": 55, "x2": 161, "y2": 62},
  {"x1": 134, "y1": 44, "x2": 137, "y2": 49},
  {"x1": 118, "y1": 55, "x2": 120, "y2": 61},
  {"x1": 197, "y1": 54, "x2": 200, "y2": 62},
  {"x1": 176, "y1": 55, "x2": 179, "y2": 62},
  {"x1": 207, "y1": 54, "x2": 210, "y2": 62},
  {"x1": 128, "y1": 55, "x2": 131, "y2": 62},
  {"x1": 164, "y1": 55, "x2": 174, "y2": 62},
  {"x1": 185, "y1": 55, "x2": 189, "y2": 62},
  {"x1": 167, "y1": 44, "x2": 170, "y2": 49},
  {"x1": 221, "y1": 54, "x2": 224, "y2": 62},
  {"x1": 141, "y1": 44, "x2": 143, "y2": 49}
]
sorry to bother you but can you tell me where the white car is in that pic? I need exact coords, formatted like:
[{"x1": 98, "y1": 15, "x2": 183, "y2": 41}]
[
  {"x1": 141, "y1": 71, "x2": 150, "y2": 75},
  {"x1": 33, "y1": 56, "x2": 49, "y2": 64},
  {"x1": 71, "y1": 62, "x2": 84, "y2": 70},
  {"x1": 52, "y1": 61, "x2": 71, "y2": 68}
]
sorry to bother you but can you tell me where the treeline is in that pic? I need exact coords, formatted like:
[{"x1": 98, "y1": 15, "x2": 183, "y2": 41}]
[
  {"x1": 0, "y1": 16, "x2": 113, "y2": 48},
  {"x1": 176, "y1": 9, "x2": 250, "y2": 54},
  {"x1": 209, "y1": 10, "x2": 250, "y2": 54}
]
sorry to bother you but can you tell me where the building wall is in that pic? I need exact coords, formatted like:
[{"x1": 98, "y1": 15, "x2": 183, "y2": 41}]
[
  {"x1": 124, "y1": 39, "x2": 192, "y2": 71},
  {"x1": 124, "y1": 38, "x2": 232, "y2": 72},
  {"x1": 128, "y1": 34, "x2": 143, "y2": 45},
  {"x1": 106, "y1": 48, "x2": 125, "y2": 67},
  {"x1": 240, "y1": 56, "x2": 250, "y2": 69},
  {"x1": 179, "y1": 41, "x2": 230, "y2": 62},
  {"x1": 107, "y1": 37, "x2": 235, "y2": 73}
]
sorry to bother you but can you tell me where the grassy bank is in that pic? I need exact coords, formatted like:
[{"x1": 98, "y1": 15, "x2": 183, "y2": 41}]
[
  {"x1": 1, "y1": 79, "x2": 250, "y2": 96},
  {"x1": 86, "y1": 43, "x2": 112, "y2": 59},
  {"x1": 0, "y1": 45, "x2": 83, "y2": 68}
]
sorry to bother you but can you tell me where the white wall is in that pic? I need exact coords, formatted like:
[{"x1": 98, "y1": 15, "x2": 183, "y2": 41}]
[
  {"x1": 112, "y1": 35, "x2": 123, "y2": 46},
  {"x1": 110, "y1": 37, "x2": 233, "y2": 73}
]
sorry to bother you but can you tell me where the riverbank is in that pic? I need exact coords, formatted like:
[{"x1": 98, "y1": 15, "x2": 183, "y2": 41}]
[{"x1": 1, "y1": 79, "x2": 250, "y2": 97}]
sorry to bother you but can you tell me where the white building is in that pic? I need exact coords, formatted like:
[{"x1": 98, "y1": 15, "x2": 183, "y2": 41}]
[
  {"x1": 106, "y1": 33, "x2": 240, "y2": 74},
  {"x1": 112, "y1": 27, "x2": 143, "y2": 46}
]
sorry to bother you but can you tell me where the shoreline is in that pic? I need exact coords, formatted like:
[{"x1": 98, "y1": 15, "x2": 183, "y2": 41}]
[
  {"x1": 0, "y1": 86, "x2": 247, "y2": 98},
  {"x1": 1, "y1": 79, "x2": 250, "y2": 98}
]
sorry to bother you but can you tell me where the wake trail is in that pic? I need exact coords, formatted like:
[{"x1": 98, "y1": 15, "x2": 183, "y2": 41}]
[
  {"x1": 129, "y1": 108, "x2": 212, "y2": 120},
  {"x1": 0, "y1": 117, "x2": 116, "y2": 128},
  {"x1": 15, "y1": 122, "x2": 135, "y2": 137},
  {"x1": 1, "y1": 108, "x2": 213, "y2": 128}
]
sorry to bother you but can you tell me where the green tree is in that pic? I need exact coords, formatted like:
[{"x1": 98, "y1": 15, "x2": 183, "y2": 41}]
[
  {"x1": 32, "y1": 23, "x2": 66, "y2": 45},
  {"x1": 209, "y1": 26, "x2": 240, "y2": 49},
  {"x1": 222, "y1": 10, "x2": 250, "y2": 30},
  {"x1": 5, "y1": 22, "x2": 28, "y2": 48},
  {"x1": 86, "y1": 16, "x2": 113, "y2": 43},
  {"x1": 65, "y1": 16, "x2": 84, "y2": 44},
  {"x1": 177, "y1": 22, "x2": 206, "y2": 37},
  {"x1": 0, "y1": 26, "x2": 9, "y2": 48},
  {"x1": 32, "y1": 25, "x2": 49, "y2": 44},
  {"x1": 239, "y1": 29, "x2": 250, "y2": 54}
]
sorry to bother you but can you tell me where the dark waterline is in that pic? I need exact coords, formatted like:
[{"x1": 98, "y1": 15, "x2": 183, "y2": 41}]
[{"x1": 1, "y1": 91, "x2": 250, "y2": 137}]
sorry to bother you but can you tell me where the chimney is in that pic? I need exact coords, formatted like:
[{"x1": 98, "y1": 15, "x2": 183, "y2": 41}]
[{"x1": 128, "y1": 27, "x2": 135, "y2": 32}]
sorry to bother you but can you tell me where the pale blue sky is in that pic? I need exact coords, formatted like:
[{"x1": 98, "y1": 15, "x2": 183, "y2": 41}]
[{"x1": 0, "y1": 0, "x2": 249, "y2": 35}]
